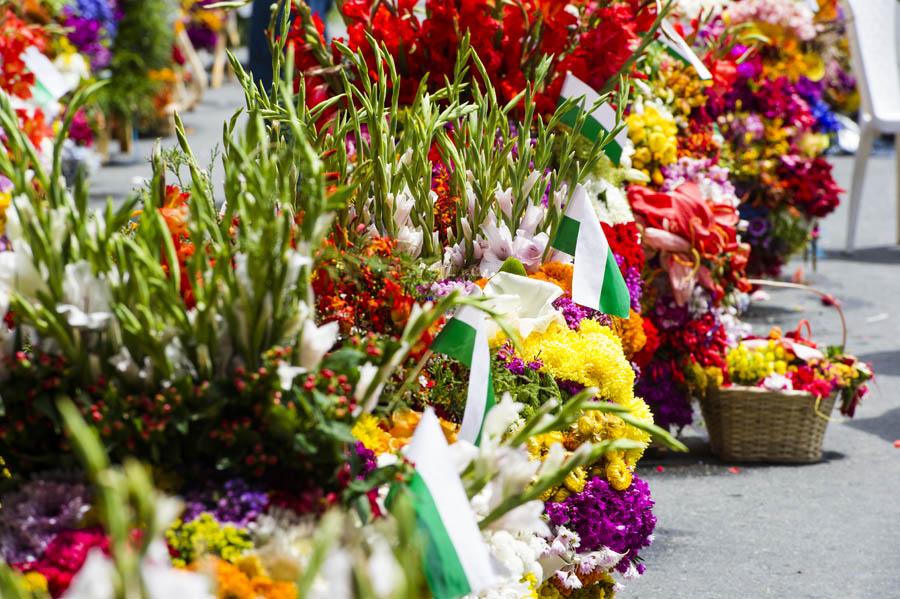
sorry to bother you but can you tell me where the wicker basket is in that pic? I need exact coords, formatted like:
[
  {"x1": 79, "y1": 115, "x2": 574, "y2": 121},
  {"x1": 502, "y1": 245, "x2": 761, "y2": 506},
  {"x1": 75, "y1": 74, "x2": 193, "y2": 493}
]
[
  {"x1": 699, "y1": 278, "x2": 846, "y2": 463},
  {"x1": 700, "y1": 386, "x2": 836, "y2": 463}
]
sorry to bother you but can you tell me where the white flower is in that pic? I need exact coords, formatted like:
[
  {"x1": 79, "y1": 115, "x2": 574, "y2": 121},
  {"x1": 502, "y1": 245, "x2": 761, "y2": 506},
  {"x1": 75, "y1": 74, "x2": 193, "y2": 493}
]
[
  {"x1": 277, "y1": 363, "x2": 306, "y2": 390},
  {"x1": 62, "y1": 543, "x2": 211, "y2": 599},
  {"x1": 494, "y1": 185, "x2": 514, "y2": 219},
  {"x1": 57, "y1": 261, "x2": 113, "y2": 329},
  {"x1": 353, "y1": 362, "x2": 380, "y2": 401},
  {"x1": 518, "y1": 203, "x2": 545, "y2": 236},
  {"x1": 109, "y1": 346, "x2": 151, "y2": 382},
  {"x1": 367, "y1": 537, "x2": 403, "y2": 597},
  {"x1": 284, "y1": 249, "x2": 312, "y2": 289},
  {"x1": 396, "y1": 225, "x2": 423, "y2": 258},
  {"x1": 390, "y1": 188, "x2": 416, "y2": 228},
  {"x1": 481, "y1": 393, "x2": 524, "y2": 442},
  {"x1": 299, "y1": 319, "x2": 339, "y2": 371},
  {"x1": 762, "y1": 373, "x2": 792, "y2": 391},
  {"x1": 478, "y1": 216, "x2": 514, "y2": 275},
  {"x1": 522, "y1": 171, "x2": 543, "y2": 198},
  {"x1": 482, "y1": 272, "x2": 565, "y2": 339},
  {"x1": 510, "y1": 230, "x2": 548, "y2": 273},
  {"x1": 307, "y1": 548, "x2": 353, "y2": 599},
  {"x1": 586, "y1": 177, "x2": 633, "y2": 225},
  {"x1": 0, "y1": 243, "x2": 47, "y2": 302}
]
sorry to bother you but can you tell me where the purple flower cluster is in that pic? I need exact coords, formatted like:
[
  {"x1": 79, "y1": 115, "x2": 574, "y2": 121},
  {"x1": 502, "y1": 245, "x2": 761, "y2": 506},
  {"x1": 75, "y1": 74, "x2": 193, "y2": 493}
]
[
  {"x1": 0, "y1": 476, "x2": 92, "y2": 563},
  {"x1": 354, "y1": 441, "x2": 377, "y2": 478},
  {"x1": 555, "y1": 378, "x2": 585, "y2": 396},
  {"x1": 623, "y1": 264, "x2": 642, "y2": 312},
  {"x1": 553, "y1": 295, "x2": 610, "y2": 330},
  {"x1": 419, "y1": 278, "x2": 479, "y2": 301},
  {"x1": 497, "y1": 342, "x2": 542, "y2": 375},
  {"x1": 62, "y1": 0, "x2": 121, "y2": 70},
  {"x1": 652, "y1": 296, "x2": 689, "y2": 331},
  {"x1": 181, "y1": 479, "x2": 269, "y2": 527},
  {"x1": 636, "y1": 360, "x2": 693, "y2": 430},
  {"x1": 661, "y1": 157, "x2": 737, "y2": 205},
  {"x1": 546, "y1": 475, "x2": 656, "y2": 575}
]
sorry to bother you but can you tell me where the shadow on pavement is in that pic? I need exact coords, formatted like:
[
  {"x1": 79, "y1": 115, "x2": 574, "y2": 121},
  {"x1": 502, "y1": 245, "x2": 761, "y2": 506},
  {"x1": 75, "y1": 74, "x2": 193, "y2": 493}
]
[
  {"x1": 857, "y1": 350, "x2": 900, "y2": 376},
  {"x1": 642, "y1": 435, "x2": 847, "y2": 472},
  {"x1": 845, "y1": 406, "x2": 900, "y2": 443},
  {"x1": 822, "y1": 246, "x2": 900, "y2": 265}
]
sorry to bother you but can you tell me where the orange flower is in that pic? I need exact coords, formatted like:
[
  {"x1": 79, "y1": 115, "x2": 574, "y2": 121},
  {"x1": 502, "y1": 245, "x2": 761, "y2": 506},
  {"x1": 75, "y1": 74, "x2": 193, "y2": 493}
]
[
  {"x1": 386, "y1": 410, "x2": 457, "y2": 452},
  {"x1": 529, "y1": 262, "x2": 573, "y2": 293},
  {"x1": 610, "y1": 310, "x2": 647, "y2": 360},
  {"x1": 204, "y1": 559, "x2": 298, "y2": 599}
]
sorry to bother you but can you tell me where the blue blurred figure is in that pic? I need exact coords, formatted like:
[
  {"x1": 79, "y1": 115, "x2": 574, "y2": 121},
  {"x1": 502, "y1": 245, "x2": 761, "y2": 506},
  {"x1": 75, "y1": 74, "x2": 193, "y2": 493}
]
[{"x1": 249, "y1": 0, "x2": 332, "y2": 90}]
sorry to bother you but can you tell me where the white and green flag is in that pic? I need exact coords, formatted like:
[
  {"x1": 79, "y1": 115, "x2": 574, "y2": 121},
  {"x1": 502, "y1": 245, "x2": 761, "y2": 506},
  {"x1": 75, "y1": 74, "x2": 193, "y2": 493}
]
[
  {"x1": 657, "y1": 20, "x2": 712, "y2": 80},
  {"x1": 550, "y1": 184, "x2": 631, "y2": 318},
  {"x1": 402, "y1": 408, "x2": 500, "y2": 599},
  {"x1": 21, "y1": 46, "x2": 71, "y2": 111},
  {"x1": 558, "y1": 72, "x2": 629, "y2": 166},
  {"x1": 430, "y1": 306, "x2": 494, "y2": 445}
]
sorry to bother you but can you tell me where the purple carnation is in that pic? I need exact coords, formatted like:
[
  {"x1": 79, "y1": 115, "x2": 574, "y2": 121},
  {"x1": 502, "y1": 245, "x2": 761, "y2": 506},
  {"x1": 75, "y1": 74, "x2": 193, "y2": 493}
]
[
  {"x1": 0, "y1": 475, "x2": 92, "y2": 563},
  {"x1": 624, "y1": 265, "x2": 642, "y2": 312},
  {"x1": 556, "y1": 378, "x2": 585, "y2": 396},
  {"x1": 636, "y1": 360, "x2": 693, "y2": 430},
  {"x1": 652, "y1": 297, "x2": 689, "y2": 331},
  {"x1": 546, "y1": 475, "x2": 656, "y2": 575},
  {"x1": 497, "y1": 342, "x2": 542, "y2": 375},
  {"x1": 181, "y1": 479, "x2": 269, "y2": 527},
  {"x1": 354, "y1": 441, "x2": 377, "y2": 478},
  {"x1": 553, "y1": 295, "x2": 610, "y2": 330}
]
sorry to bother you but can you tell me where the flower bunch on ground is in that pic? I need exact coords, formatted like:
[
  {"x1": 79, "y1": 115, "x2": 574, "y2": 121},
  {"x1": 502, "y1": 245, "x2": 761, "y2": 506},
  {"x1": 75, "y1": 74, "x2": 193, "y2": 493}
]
[{"x1": 726, "y1": 327, "x2": 872, "y2": 416}]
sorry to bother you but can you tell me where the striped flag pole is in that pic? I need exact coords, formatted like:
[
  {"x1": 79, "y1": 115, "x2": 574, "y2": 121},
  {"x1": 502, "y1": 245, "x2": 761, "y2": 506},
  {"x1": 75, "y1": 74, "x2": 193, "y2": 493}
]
[
  {"x1": 430, "y1": 306, "x2": 495, "y2": 445},
  {"x1": 657, "y1": 20, "x2": 713, "y2": 80},
  {"x1": 550, "y1": 184, "x2": 631, "y2": 318},
  {"x1": 557, "y1": 72, "x2": 629, "y2": 166},
  {"x1": 402, "y1": 408, "x2": 500, "y2": 598}
]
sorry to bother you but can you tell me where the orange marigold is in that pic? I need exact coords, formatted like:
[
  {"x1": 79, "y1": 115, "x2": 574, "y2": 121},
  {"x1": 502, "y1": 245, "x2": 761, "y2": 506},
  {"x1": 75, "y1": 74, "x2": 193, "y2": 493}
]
[
  {"x1": 610, "y1": 309, "x2": 647, "y2": 359},
  {"x1": 207, "y1": 559, "x2": 297, "y2": 599},
  {"x1": 529, "y1": 262, "x2": 573, "y2": 293}
]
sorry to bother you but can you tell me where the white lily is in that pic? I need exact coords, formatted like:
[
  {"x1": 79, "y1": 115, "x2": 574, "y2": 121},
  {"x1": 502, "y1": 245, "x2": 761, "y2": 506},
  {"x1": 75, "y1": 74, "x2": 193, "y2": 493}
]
[
  {"x1": 62, "y1": 541, "x2": 211, "y2": 599},
  {"x1": 396, "y1": 224, "x2": 423, "y2": 258},
  {"x1": 482, "y1": 272, "x2": 565, "y2": 339},
  {"x1": 494, "y1": 185, "x2": 514, "y2": 219},
  {"x1": 277, "y1": 363, "x2": 306, "y2": 391},
  {"x1": 352, "y1": 362, "x2": 380, "y2": 402},
  {"x1": 299, "y1": 319, "x2": 339, "y2": 371},
  {"x1": 57, "y1": 261, "x2": 113, "y2": 330}
]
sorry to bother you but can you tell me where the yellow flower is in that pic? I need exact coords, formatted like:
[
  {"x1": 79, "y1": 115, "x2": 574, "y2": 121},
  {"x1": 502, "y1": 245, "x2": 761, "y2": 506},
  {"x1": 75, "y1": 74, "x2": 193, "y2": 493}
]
[
  {"x1": 605, "y1": 452, "x2": 633, "y2": 491},
  {"x1": 22, "y1": 572, "x2": 48, "y2": 593},
  {"x1": 351, "y1": 414, "x2": 392, "y2": 455},
  {"x1": 563, "y1": 466, "x2": 587, "y2": 493}
]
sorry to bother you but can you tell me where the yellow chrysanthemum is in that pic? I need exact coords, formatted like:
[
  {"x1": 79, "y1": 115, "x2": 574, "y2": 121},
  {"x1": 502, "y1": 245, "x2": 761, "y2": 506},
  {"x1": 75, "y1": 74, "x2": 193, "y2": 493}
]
[
  {"x1": 626, "y1": 103, "x2": 678, "y2": 179},
  {"x1": 351, "y1": 414, "x2": 392, "y2": 455},
  {"x1": 605, "y1": 451, "x2": 633, "y2": 491},
  {"x1": 521, "y1": 320, "x2": 635, "y2": 405}
]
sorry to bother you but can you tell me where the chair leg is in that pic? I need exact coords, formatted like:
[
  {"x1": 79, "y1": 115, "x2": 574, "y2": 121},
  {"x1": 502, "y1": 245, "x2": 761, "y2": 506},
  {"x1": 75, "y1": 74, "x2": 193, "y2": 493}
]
[
  {"x1": 846, "y1": 124, "x2": 876, "y2": 253},
  {"x1": 896, "y1": 134, "x2": 900, "y2": 245}
]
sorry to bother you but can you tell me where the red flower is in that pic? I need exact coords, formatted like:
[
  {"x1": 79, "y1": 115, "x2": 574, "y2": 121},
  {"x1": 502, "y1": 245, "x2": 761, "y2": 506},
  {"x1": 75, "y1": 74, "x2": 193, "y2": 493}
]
[{"x1": 16, "y1": 527, "x2": 109, "y2": 598}]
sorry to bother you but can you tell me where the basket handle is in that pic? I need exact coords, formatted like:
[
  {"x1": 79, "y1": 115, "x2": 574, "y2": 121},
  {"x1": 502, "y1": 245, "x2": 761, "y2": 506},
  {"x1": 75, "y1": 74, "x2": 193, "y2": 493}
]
[
  {"x1": 747, "y1": 279, "x2": 847, "y2": 349},
  {"x1": 813, "y1": 395, "x2": 833, "y2": 422}
]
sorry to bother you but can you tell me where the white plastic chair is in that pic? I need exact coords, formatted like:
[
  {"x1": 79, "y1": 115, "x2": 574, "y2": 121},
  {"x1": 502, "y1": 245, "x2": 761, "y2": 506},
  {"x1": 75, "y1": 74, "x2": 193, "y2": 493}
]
[{"x1": 843, "y1": 0, "x2": 900, "y2": 252}]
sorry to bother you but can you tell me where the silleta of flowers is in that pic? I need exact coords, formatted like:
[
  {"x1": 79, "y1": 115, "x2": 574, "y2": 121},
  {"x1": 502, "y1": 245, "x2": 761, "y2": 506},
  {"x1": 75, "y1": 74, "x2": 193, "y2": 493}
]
[{"x1": 0, "y1": 1, "x2": 871, "y2": 598}]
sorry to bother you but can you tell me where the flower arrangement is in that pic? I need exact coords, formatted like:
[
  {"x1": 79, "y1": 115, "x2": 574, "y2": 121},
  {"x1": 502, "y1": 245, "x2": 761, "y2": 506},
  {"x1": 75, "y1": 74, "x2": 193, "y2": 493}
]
[
  {"x1": 0, "y1": 7, "x2": 689, "y2": 596},
  {"x1": 726, "y1": 327, "x2": 872, "y2": 416}
]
